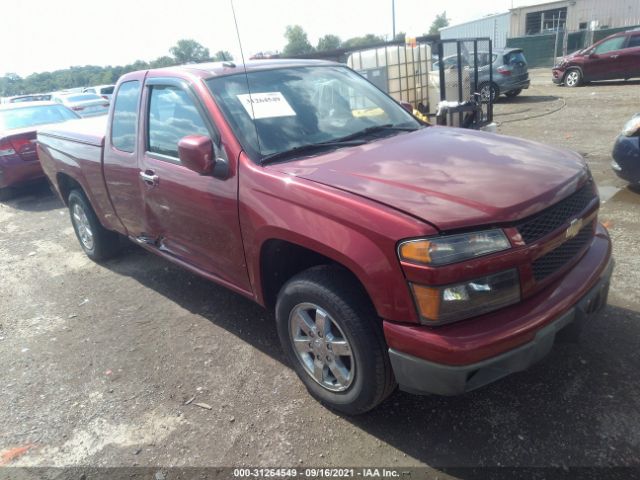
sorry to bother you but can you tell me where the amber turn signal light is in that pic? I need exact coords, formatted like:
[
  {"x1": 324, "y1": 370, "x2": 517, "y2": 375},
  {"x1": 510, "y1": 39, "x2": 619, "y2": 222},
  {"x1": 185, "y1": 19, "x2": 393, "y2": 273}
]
[{"x1": 399, "y1": 240, "x2": 432, "y2": 264}]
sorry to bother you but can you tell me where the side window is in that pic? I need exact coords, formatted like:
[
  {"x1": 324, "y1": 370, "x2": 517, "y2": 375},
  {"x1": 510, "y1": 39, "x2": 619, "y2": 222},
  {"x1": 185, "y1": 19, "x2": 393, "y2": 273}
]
[
  {"x1": 627, "y1": 35, "x2": 640, "y2": 49},
  {"x1": 111, "y1": 81, "x2": 141, "y2": 153},
  {"x1": 148, "y1": 86, "x2": 209, "y2": 159},
  {"x1": 594, "y1": 36, "x2": 626, "y2": 54}
]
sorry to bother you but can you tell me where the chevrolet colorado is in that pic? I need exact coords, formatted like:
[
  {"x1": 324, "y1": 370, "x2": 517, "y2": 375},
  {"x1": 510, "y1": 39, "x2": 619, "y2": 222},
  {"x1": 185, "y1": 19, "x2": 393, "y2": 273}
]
[{"x1": 37, "y1": 60, "x2": 613, "y2": 414}]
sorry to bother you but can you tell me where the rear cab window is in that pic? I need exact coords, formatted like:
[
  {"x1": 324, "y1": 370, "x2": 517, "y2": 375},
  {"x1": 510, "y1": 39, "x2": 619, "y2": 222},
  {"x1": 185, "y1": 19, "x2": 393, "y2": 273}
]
[{"x1": 111, "y1": 81, "x2": 141, "y2": 153}]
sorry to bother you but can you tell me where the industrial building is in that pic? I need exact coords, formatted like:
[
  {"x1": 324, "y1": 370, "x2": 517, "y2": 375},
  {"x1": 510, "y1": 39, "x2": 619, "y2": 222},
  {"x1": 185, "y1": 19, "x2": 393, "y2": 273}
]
[
  {"x1": 439, "y1": 0, "x2": 640, "y2": 66},
  {"x1": 509, "y1": 0, "x2": 640, "y2": 37},
  {"x1": 439, "y1": 12, "x2": 511, "y2": 49}
]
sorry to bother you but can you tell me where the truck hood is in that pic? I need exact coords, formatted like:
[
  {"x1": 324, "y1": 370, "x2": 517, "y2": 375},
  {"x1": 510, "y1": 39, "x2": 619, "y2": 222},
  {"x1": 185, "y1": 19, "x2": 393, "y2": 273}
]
[{"x1": 270, "y1": 127, "x2": 589, "y2": 231}]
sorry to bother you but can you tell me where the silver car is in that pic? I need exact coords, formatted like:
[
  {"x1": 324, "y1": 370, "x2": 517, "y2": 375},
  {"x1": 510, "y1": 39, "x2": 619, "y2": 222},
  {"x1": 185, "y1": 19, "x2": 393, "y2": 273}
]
[
  {"x1": 433, "y1": 48, "x2": 531, "y2": 101},
  {"x1": 82, "y1": 84, "x2": 115, "y2": 101},
  {"x1": 51, "y1": 93, "x2": 110, "y2": 117}
]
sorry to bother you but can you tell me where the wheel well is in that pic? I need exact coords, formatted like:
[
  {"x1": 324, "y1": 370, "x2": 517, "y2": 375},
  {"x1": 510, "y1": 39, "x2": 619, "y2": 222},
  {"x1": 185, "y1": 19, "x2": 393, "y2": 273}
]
[
  {"x1": 260, "y1": 239, "x2": 368, "y2": 310},
  {"x1": 56, "y1": 173, "x2": 83, "y2": 206}
]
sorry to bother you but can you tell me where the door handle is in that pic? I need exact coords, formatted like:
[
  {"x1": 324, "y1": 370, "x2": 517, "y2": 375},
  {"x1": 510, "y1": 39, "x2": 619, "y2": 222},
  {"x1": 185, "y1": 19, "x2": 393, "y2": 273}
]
[
  {"x1": 139, "y1": 170, "x2": 159, "y2": 186},
  {"x1": 610, "y1": 54, "x2": 619, "y2": 59}
]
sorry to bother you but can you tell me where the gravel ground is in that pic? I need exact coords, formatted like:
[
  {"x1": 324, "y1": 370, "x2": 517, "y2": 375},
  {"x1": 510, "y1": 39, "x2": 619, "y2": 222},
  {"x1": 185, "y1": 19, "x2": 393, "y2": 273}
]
[{"x1": 0, "y1": 70, "x2": 639, "y2": 476}]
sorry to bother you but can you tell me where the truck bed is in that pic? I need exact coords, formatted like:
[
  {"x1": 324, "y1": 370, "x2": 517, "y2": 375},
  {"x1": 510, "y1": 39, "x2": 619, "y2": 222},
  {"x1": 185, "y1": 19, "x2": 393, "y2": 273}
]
[
  {"x1": 38, "y1": 115, "x2": 107, "y2": 146},
  {"x1": 37, "y1": 115, "x2": 123, "y2": 232}
]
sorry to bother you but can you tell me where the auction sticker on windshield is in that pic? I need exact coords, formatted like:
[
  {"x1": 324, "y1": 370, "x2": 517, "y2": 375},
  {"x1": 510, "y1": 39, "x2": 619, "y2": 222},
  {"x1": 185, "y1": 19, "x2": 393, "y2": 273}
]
[{"x1": 236, "y1": 92, "x2": 296, "y2": 119}]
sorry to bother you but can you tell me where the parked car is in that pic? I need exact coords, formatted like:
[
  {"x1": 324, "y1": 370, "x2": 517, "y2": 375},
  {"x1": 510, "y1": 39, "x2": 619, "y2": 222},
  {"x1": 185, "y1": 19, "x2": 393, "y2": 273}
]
[
  {"x1": 611, "y1": 113, "x2": 640, "y2": 184},
  {"x1": 431, "y1": 48, "x2": 530, "y2": 100},
  {"x1": 37, "y1": 60, "x2": 613, "y2": 414},
  {"x1": 3, "y1": 94, "x2": 52, "y2": 104},
  {"x1": 0, "y1": 102, "x2": 79, "y2": 199},
  {"x1": 83, "y1": 85, "x2": 115, "y2": 101},
  {"x1": 553, "y1": 29, "x2": 640, "y2": 86},
  {"x1": 51, "y1": 93, "x2": 109, "y2": 117}
]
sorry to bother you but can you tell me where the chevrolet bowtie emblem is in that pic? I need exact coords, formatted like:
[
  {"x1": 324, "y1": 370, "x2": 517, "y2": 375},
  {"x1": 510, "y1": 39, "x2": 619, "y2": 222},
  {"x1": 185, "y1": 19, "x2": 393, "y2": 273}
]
[{"x1": 566, "y1": 217, "x2": 583, "y2": 239}]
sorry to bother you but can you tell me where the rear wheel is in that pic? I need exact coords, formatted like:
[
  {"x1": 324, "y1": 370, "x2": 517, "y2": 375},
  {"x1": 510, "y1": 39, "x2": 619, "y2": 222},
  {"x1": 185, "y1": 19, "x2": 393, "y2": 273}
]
[
  {"x1": 505, "y1": 89, "x2": 522, "y2": 98},
  {"x1": 276, "y1": 266, "x2": 396, "y2": 415},
  {"x1": 480, "y1": 82, "x2": 499, "y2": 102},
  {"x1": 68, "y1": 189, "x2": 121, "y2": 261},
  {"x1": 564, "y1": 69, "x2": 582, "y2": 87}
]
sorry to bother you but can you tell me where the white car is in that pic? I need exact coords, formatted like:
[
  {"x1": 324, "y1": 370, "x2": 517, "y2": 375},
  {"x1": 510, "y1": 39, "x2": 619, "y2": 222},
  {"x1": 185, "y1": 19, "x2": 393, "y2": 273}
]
[
  {"x1": 82, "y1": 85, "x2": 115, "y2": 101},
  {"x1": 51, "y1": 93, "x2": 109, "y2": 117}
]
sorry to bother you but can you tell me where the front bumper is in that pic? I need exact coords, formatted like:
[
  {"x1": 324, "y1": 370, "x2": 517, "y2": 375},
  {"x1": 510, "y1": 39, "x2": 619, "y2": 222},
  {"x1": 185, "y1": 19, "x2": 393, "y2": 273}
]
[
  {"x1": 385, "y1": 226, "x2": 613, "y2": 396},
  {"x1": 390, "y1": 258, "x2": 613, "y2": 395},
  {"x1": 552, "y1": 68, "x2": 565, "y2": 84},
  {"x1": 611, "y1": 134, "x2": 640, "y2": 183}
]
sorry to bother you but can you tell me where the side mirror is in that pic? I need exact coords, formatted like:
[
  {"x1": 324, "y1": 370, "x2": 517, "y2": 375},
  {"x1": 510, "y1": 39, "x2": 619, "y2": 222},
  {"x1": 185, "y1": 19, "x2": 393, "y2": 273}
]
[
  {"x1": 178, "y1": 135, "x2": 214, "y2": 175},
  {"x1": 400, "y1": 101, "x2": 413, "y2": 114}
]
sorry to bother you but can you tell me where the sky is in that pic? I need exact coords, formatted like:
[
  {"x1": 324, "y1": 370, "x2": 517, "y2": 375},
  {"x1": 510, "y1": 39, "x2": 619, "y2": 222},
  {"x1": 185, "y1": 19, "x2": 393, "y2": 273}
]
[{"x1": 1, "y1": 0, "x2": 550, "y2": 77}]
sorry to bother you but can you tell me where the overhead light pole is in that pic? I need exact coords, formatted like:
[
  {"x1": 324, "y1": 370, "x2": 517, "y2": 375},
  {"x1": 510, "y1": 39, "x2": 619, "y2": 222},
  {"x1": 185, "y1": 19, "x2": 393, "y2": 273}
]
[{"x1": 392, "y1": 0, "x2": 396, "y2": 39}]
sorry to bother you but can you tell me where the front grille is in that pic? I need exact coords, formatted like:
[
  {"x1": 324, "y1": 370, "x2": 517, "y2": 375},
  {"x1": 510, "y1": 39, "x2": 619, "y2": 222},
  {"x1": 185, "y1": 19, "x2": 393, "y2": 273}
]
[
  {"x1": 516, "y1": 182, "x2": 596, "y2": 244},
  {"x1": 531, "y1": 221, "x2": 594, "y2": 281}
]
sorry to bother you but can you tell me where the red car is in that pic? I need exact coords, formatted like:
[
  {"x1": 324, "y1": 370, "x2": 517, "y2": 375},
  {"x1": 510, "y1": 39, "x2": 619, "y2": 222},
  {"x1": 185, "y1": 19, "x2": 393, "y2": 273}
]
[
  {"x1": 553, "y1": 29, "x2": 640, "y2": 86},
  {"x1": 0, "y1": 102, "x2": 79, "y2": 200},
  {"x1": 37, "y1": 60, "x2": 613, "y2": 414}
]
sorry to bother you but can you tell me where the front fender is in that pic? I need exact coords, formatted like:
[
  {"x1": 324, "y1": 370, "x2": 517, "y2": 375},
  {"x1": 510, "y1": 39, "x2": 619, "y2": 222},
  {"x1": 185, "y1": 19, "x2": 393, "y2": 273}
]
[{"x1": 239, "y1": 155, "x2": 436, "y2": 323}]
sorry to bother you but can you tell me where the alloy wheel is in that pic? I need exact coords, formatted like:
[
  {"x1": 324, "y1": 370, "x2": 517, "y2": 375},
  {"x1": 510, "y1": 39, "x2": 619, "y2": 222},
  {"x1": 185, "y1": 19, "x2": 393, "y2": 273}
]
[
  {"x1": 289, "y1": 303, "x2": 355, "y2": 392},
  {"x1": 72, "y1": 203, "x2": 94, "y2": 251}
]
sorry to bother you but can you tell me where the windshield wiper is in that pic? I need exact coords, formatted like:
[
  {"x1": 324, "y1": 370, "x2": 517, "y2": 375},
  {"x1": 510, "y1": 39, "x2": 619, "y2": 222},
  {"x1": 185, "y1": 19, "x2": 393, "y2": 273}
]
[
  {"x1": 260, "y1": 140, "x2": 366, "y2": 165},
  {"x1": 333, "y1": 124, "x2": 420, "y2": 142}
]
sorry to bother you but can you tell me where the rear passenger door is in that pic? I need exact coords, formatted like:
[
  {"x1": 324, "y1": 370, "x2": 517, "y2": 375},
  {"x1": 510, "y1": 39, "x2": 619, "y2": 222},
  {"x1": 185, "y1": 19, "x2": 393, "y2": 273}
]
[
  {"x1": 621, "y1": 33, "x2": 640, "y2": 78},
  {"x1": 138, "y1": 77, "x2": 251, "y2": 291},
  {"x1": 103, "y1": 76, "x2": 147, "y2": 237}
]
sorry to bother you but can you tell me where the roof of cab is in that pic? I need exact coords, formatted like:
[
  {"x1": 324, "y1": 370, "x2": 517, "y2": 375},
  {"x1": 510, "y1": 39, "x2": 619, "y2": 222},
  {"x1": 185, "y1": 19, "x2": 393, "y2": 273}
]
[{"x1": 156, "y1": 58, "x2": 341, "y2": 78}]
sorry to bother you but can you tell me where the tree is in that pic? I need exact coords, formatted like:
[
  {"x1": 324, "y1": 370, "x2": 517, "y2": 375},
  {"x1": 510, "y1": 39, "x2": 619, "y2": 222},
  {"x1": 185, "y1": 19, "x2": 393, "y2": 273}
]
[
  {"x1": 213, "y1": 50, "x2": 233, "y2": 61},
  {"x1": 341, "y1": 34, "x2": 385, "y2": 49},
  {"x1": 150, "y1": 56, "x2": 176, "y2": 68},
  {"x1": 428, "y1": 11, "x2": 449, "y2": 35},
  {"x1": 169, "y1": 39, "x2": 212, "y2": 64},
  {"x1": 317, "y1": 34, "x2": 341, "y2": 51},
  {"x1": 394, "y1": 32, "x2": 406, "y2": 42},
  {"x1": 283, "y1": 25, "x2": 315, "y2": 56}
]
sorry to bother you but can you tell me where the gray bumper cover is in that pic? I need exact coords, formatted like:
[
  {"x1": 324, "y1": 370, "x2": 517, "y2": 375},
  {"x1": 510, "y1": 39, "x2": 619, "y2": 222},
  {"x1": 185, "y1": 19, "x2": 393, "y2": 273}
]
[{"x1": 389, "y1": 259, "x2": 614, "y2": 396}]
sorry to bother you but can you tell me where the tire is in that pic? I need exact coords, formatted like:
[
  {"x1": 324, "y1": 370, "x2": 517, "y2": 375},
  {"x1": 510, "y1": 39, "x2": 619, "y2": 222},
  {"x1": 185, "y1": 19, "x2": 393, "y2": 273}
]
[
  {"x1": 505, "y1": 89, "x2": 522, "y2": 98},
  {"x1": 564, "y1": 69, "x2": 582, "y2": 87},
  {"x1": 68, "y1": 189, "x2": 121, "y2": 261},
  {"x1": 275, "y1": 266, "x2": 396, "y2": 415},
  {"x1": 480, "y1": 82, "x2": 499, "y2": 102}
]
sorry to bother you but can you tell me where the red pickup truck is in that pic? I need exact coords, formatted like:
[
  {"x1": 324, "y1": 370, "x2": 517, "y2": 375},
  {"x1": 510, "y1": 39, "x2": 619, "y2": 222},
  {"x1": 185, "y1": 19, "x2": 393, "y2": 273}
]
[{"x1": 37, "y1": 60, "x2": 613, "y2": 414}]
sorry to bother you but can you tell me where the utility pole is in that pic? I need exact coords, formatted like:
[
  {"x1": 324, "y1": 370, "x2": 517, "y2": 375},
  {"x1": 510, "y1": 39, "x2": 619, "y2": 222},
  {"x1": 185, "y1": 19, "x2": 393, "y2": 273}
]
[{"x1": 392, "y1": 0, "x2": 396, "y2": 39}]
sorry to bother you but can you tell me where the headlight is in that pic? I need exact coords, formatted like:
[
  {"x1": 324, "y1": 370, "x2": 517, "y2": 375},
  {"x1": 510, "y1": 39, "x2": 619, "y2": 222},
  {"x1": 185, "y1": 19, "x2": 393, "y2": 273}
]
[
  {"x1": 411, "y1": 269, "x2": 521, "y2": 324},
  {"x1": 621, "y1": 115, "x2": 640, "y2": 137},
  {"x1": 398, "y1": 229, "x2": 510, "y2": 266}
]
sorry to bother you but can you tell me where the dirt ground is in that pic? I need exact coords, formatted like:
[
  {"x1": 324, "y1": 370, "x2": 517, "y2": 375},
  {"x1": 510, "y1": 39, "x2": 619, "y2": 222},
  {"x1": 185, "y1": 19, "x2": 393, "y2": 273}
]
[{"x1": 1, "y1": 69, "x2": 639, "y2": 475}]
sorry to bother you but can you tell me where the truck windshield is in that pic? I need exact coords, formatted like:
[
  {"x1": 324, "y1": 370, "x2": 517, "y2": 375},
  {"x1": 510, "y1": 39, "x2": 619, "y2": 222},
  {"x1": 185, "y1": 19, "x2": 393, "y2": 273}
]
[{"x1": 206, "y1": 66, "x2": 421, "y2": 161}]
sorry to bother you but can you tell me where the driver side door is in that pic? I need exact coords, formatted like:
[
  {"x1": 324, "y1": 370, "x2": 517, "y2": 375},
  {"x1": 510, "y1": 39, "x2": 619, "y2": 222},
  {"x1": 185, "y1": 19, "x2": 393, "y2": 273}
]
[{"x1": 138, "y1": 77, "x2": 251, "y2": 292}]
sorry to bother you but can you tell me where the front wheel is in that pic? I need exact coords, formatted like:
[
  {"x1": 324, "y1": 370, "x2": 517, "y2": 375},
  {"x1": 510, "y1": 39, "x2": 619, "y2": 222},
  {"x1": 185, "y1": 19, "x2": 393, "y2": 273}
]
[
  {"x1": 68, "y1": 190, "x2": 121, "y2": 261},
  {"x1": 564, "y1": 69, "x2": 582, "y2": 87},
  {"x1": 276, "y1": 266, "x2": 396, "y2": 415}
]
